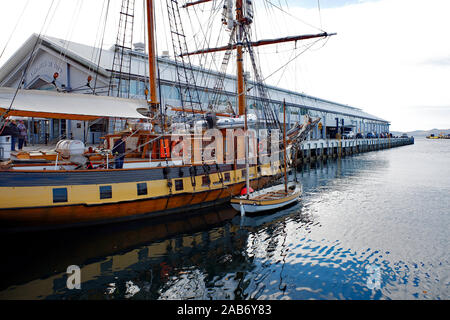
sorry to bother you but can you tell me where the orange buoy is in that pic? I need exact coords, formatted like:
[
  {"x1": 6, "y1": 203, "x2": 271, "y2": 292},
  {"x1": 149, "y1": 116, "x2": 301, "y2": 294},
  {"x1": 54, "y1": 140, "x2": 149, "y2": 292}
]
[{"x1": 240, "y1": 187, "x2": 254, "y2": 196}]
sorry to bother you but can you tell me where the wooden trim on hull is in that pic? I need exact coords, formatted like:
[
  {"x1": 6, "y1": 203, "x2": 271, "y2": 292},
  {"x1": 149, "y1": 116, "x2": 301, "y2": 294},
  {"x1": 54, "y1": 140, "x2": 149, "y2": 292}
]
[{"x1": 0, "y1": 177, "x2": 272, "y2": 231}]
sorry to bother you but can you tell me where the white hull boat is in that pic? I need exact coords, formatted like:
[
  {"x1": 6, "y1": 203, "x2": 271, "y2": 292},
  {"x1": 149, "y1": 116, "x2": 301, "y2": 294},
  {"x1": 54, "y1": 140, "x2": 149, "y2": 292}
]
[{"x1": 231, "y1": 182, "x2": 302, "y2": 214}]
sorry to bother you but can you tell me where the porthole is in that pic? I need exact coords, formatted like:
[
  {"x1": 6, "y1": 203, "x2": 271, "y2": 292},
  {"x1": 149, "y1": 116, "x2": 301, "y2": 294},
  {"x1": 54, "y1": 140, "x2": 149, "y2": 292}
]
[
  {"x1": 53, "y1": 188, "x2": 68, "y2": 203},
  {"x1": 100, "y1": 186, "x2": 112, "y2": 200},
  {"x1": 175, "y1": 179, "x2": 184, "y2": 191},
  {"x1": 137, "y1": 183, "x2": 148, "y2": 196}
]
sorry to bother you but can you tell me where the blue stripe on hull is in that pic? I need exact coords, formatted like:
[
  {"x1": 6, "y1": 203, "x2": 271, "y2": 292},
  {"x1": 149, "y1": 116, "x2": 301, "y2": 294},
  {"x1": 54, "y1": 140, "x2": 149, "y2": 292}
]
[{"x1": 0, "y1": 164, "x2": 237, "y2": 187}]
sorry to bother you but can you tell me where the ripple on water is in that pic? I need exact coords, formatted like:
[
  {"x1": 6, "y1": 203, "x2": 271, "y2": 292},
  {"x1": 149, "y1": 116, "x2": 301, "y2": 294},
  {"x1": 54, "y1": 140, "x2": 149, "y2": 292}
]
[{"x1": 1, "y1": 139, "x2": 448, "y2": 300}]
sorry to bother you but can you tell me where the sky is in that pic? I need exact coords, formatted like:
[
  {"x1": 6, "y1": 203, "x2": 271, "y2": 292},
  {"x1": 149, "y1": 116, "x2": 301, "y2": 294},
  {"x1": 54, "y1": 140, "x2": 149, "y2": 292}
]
[{"x1": 0, "y1": 0, "x2": 449, "y2": 132}]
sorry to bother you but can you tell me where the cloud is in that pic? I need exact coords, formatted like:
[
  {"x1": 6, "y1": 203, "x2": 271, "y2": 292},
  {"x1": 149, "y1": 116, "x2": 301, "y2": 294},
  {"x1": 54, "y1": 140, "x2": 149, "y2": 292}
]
[
  {"x1": 253, "y1": 0, "x2": 450, "y2": 131},
  {"x1": 422, "y1": 56, "x2": 450, "y2": 67},
  {"x1": 389, "y1": 105, "x2": 450, "y2": 131},
  {"x1": 0, "y1": 0, "x2": 448, "y2": 132},
  {"x1": 283, "y1": 0, "x2": 380, "y2": 9}
]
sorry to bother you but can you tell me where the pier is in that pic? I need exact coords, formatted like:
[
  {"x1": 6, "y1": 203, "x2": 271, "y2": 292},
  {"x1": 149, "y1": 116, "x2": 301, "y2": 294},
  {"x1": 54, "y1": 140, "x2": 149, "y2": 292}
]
[{"x1": 297, "y1": 137, "x2": 414, "y2": 164}]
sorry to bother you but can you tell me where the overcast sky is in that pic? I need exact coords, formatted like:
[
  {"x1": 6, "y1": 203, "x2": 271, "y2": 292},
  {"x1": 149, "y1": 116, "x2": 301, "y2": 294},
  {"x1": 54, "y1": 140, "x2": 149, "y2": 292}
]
[{"x1": 0, "y1": 0, "x2": 449, "y2": 132}]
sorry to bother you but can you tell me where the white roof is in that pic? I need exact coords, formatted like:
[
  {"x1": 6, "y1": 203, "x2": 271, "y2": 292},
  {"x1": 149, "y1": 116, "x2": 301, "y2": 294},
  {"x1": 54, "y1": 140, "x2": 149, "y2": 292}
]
[
  {"x1": 0, "y1": 87, "x2": 149, "y2": 120},
  {"x1": 0, "y1": 35, "x2": 388, "y2": 123}
]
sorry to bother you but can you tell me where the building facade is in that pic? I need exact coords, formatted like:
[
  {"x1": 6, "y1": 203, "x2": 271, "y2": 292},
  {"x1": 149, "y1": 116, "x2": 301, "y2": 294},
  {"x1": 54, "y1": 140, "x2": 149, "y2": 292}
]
[{"x1": 0, "y1": 34, "x2": 390, "y2": 145}]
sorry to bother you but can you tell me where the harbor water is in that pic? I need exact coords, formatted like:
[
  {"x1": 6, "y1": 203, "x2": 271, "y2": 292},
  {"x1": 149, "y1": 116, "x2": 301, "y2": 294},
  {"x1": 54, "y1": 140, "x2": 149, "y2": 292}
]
[{"x1": 0, "y1": 138, "x2": 448, "y2": 300}]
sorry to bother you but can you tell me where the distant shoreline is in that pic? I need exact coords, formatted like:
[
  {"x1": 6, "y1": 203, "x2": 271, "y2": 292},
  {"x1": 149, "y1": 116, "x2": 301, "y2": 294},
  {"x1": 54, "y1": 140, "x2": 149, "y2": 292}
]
[{"x1": 391, "y1": 129, "x2": 450, "y2": 137}]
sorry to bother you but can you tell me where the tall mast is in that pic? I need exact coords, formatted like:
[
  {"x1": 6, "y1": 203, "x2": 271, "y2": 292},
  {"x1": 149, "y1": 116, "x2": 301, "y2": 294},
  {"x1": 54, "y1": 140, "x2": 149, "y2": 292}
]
[
  {"x1": 244, "y1": 85, "x2": 250, "y2": 197},
  {"x1": 236, "y1": 0, "x2": 250, "y2": 196},
  {"x1": 146, "y1": 0, "x2": 159, "y2": 108},
  {"x1": 283, "y1": 100, "x2": 288, "y2": 193},
  {"x1": 236, "y1": 0, "x2": 246, "y2": 116}
]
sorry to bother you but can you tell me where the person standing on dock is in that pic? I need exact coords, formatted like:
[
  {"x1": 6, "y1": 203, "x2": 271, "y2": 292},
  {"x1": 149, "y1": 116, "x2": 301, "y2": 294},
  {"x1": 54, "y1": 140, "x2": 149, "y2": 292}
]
[
  {"x1": 8, "y1": 120, "x2": 20, "y2": 152},
  {"x1": 113, "y1": 134, "x2": 127, "y2": 169},
  {"x1": 17, "y1": 120, "x2": 27, "y2": 150}
]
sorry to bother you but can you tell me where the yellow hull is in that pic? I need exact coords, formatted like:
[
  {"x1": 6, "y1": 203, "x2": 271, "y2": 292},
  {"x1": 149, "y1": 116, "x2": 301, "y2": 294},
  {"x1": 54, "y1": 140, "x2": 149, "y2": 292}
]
[{"x1": 0, "y1": 162, "x2": 282, "y2": 231}]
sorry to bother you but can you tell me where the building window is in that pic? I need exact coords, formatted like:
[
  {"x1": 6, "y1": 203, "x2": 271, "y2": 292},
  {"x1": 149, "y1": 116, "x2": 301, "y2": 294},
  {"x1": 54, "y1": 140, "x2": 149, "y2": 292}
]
[
  {"x1": 161, "y1": 84, "x2": 181, "y2": 100},
  {"x1": 290, "y1": 107, "x2": 299, "y2": 115},
  {"x1": 137, "y1": 183, "x2": 148, "y2": 196},
  {"x1": 53, "y1": 188, "x2": 68, "y2": 203},
  {"x1": 175, "y1": 179, "x2": 184, "y2": 191},
  {"x1": 100, "y1": 186, "x2": 112, "y2": 200}
]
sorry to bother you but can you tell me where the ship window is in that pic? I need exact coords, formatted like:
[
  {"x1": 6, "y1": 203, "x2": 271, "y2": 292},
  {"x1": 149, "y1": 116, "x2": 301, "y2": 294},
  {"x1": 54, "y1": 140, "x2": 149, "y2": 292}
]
[
  {"x1": 241, "y1": 169, "x2": 246, "y2": 179},
  {"x1": 202, "y1": 176, "x2": 210, "y2": 187},
  {"x1": 137, "y1": 183, "x2": 148, "y2": 196},
  {"x1": 175, "y1": 179, "x2": 184, "y2": 191},
  {"x1": 53, "y1": 188, "x2": 68, "y2": 203},
  {"x1": 224, "y1": 172, "x2": 231, "y2": 182},
  {"x1": 100, "y1": 186, "x2": 112, "y2": 200}
]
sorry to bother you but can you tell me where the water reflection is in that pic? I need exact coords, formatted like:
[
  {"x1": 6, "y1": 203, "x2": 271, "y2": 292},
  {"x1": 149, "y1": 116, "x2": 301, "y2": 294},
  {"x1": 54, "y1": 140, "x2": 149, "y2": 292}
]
[
  {"x1": 0, "y1": 208, "x2": 243, "y2": 299},
  {"x1": 1, "y1": 147, "x2": 448, "y2": 300}
]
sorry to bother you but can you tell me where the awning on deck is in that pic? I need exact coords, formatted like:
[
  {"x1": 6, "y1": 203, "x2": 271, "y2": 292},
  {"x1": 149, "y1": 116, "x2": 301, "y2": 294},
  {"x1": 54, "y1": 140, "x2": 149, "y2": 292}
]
[{"x1": 0, "y1": 87, "x2": 149, "y2": 120}]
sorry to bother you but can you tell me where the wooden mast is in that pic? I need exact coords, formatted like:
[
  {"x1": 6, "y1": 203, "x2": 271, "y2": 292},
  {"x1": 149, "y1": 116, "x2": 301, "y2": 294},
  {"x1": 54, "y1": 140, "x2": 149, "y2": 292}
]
[
  {"x1": 146, "y1": 0, "x2": 159, "y2": 109},
  {"x1": 283, "y1": 99, "x2": 288, "y2": 193},
  {"x1": 236, "y1": 0, "x2": 250, "y2": 197},
  {"x1": 244, "y1": 80, "x2": 250, "y2": 198},
  {"x1": 236, "y1": 0, "x2": 246, "y2": 116}
]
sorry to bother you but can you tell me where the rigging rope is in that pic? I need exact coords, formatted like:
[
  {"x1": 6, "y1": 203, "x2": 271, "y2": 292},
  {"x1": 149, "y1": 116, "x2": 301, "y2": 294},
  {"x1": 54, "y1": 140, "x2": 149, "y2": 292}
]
[
  {"x1": 0, "y1": 0, "x2": 59, "y2": 134},
  {"x1": 317, "y1": 0, "x2": 323, "y2": 30},
  {"x1": 188, "y1": 1, "x2": 224, "y2": 93},
  {"x1": 263, "y1": 0, "x2": 325, "y2": 33},
  {"x1": 93, "y1": 0, "x2": 112, "y2": 94},
  {"x1": 250, "y1": 38, "x2": 323, "y2": 90},
  {"x1": 0, "y1": 0, "x2": 30, "y2": 61},
  {"x1": 53, "y1": 0, "x2": 84, "y2": 91}
]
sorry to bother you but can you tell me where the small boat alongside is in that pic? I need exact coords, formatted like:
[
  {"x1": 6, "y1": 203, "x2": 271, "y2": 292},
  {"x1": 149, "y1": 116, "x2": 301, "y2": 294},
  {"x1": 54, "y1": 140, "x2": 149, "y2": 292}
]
[
  {"x1": 231, "y1": 182, "x2": 302, "y2": 214},
  {"x1": 231, "y1": 100, "x2": 303, "y2": 215}
]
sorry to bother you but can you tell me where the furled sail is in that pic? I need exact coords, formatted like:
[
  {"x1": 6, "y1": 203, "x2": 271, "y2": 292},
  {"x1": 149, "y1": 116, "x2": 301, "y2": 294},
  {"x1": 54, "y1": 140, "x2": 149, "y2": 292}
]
[{"x1": 0, "y1": 87, "x2": 149, "y2": 120}]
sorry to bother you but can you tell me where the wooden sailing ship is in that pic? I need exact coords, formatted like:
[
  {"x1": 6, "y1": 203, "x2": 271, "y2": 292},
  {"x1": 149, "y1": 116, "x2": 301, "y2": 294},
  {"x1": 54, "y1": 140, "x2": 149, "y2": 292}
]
[{"x1": 0, "y1": 0, "x2": 332, "y2": 231}]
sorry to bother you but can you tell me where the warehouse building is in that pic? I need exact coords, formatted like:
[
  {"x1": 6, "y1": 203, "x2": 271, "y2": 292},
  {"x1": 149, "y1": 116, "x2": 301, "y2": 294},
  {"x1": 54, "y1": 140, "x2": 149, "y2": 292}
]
[{"x1": 0, "y1": 34, "x2": 390, "y2": 145}]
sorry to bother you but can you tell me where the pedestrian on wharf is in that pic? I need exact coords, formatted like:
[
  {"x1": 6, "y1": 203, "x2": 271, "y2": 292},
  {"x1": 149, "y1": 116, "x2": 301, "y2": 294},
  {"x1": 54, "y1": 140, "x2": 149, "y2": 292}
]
[
  {"x1": 9, "y1": 120, "x2": 20, "y2": 151},
  {"x1": 17, "y1": 120, "x2": 27, "y2": 150},
  {"x1": 113, "y1": 134, "x2": 127, "y2": 169}
]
